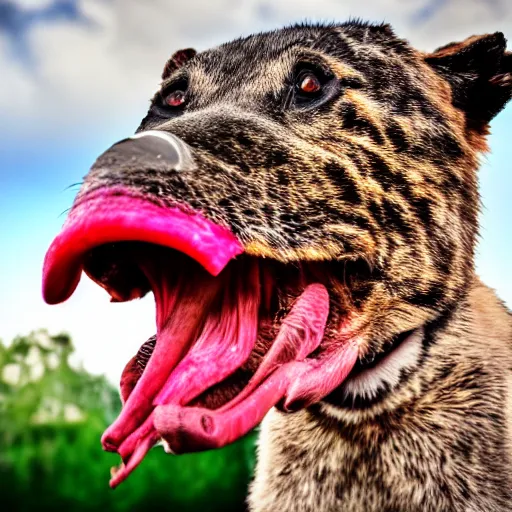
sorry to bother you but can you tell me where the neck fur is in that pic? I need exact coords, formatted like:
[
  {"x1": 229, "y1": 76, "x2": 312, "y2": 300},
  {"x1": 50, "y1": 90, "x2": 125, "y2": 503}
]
[{"x1": 339, "y1": 328, "x2": 424, "y2": 405}]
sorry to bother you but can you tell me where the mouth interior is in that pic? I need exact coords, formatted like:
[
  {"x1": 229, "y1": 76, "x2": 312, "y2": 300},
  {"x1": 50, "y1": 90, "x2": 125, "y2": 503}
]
[
  {"x1": 43, "y1": 190, "x2": 361, "y2": 488},
  {"x1": 84, "y1": 242, "x2": 358, "y2": 488}
]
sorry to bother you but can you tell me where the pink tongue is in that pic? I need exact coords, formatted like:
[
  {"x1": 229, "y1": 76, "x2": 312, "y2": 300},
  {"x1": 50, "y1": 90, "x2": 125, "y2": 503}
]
[
  {"x1": 105, "y1": 254, "x2": 358, "y2": 489},
  {"x1": 104, "y1": 252, "x2": 262, "y2": 485},
  {"x1": 152, "y1": 301, "x2": 358, "y2": 456},
  {"x1": 110, "y1": 258, "x2": 262, "y2": 482},
  {"x1": 102, "y1": 251, "x2": 224, "y2": 452}
]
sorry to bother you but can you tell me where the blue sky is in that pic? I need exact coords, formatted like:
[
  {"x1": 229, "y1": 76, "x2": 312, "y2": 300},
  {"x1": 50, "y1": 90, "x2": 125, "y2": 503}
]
[{"x1": 1, "y1": 0, "x2": 511, "y2": 383}]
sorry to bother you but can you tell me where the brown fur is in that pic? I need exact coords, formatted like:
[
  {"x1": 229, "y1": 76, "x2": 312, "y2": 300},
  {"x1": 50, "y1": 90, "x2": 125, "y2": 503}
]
[
  {"x1": 78, "y1": 21, "x2": 512, "y2": 511},
  {"x1": 250, "y1": 281, "x2": 512, "y2": 511}
]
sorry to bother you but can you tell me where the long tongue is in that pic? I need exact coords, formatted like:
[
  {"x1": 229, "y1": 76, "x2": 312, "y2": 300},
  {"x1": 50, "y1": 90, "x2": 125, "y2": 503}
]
[
  {"x1": 153, "y1": 285, "x2": 330, "y2": 449},
  {"x1": 112, "y1": 259, "x2": 261, "y2": 478},
  {"x1": 104, "y1": 252, "x2": 262, "y2": 486},
  {"x1": 102, "y1": 250, "x2": 224, "y2": 451},
  {"x1": 153, "y1": 311, "x2": 358, "y2": 455},
  {"x1": 110, "y1": 282, "x2": 331, "y2": 489},
  {"x1": 105, "y1": 252, "x2": 358, "y2": 489}
]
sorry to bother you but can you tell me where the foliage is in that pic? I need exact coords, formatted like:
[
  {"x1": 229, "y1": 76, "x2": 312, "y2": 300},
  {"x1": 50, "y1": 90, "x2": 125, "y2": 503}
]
[{"x1": 0, "y1": 330, "x2": 256, "y2": 512}]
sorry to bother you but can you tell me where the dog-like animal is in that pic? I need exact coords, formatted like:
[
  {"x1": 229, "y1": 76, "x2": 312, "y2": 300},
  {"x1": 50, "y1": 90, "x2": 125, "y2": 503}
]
[{"x1": 43, "y1": 21, "x2": 512, "y2": 511}]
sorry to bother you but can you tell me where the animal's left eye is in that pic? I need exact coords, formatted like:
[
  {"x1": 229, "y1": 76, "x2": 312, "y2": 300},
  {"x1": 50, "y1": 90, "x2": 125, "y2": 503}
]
[
  {"x1": 297, "y1": 73, "x2": 322, "y2": 95},
  {"x1": 290, "y1": 64, "x2": 337, "y2": 109}
]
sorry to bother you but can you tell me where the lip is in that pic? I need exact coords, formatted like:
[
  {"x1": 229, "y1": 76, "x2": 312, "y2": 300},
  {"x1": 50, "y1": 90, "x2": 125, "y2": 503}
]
[{"x1": 42, "y1": 187, "x2": 244, "y2": 305}]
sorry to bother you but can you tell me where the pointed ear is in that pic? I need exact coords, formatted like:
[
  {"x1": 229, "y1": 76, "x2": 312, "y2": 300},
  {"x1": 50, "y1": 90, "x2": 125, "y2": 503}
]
[
  {"x1": 162, "y1": 48, "x2": 197, "y2": 80},
  {"x1": 425, "y1": 33, "x2": 512, "y2": 128}
]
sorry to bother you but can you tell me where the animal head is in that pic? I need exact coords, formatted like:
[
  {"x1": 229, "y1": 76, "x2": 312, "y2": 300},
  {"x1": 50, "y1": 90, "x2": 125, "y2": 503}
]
[{"x1": 42, "y1": 21, "x2": 512, "y2": 486}]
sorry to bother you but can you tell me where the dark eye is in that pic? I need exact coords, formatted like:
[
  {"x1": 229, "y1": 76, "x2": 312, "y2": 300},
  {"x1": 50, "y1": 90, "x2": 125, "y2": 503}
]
[
  {"x1": 164, "y1": 89, "x2": 186, "y2": 107},
  {"x1": 290, "y1": 64, "x2": 338, "y2": 110},
  {"x1": 159, "y1": 78, "x2": 189, "y2": 110},
  {"x1": 297, "y1": 72, "x2": 322, "y2": 95}
]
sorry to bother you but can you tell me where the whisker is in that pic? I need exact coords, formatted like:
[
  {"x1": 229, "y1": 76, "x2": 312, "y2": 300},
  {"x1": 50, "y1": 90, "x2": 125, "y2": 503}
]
[
  {"x1": 63, "y1": 181, "x2": 84, "y2": 192},
  {"x1": 58, "y1": 207, "x2": 72, "y2": 218}
]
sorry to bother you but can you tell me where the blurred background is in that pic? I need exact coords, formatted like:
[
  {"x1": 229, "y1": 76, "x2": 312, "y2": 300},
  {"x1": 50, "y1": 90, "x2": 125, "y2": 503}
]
[{"x1": 0, "y1": 0, "x2": 511, "y2": 510}]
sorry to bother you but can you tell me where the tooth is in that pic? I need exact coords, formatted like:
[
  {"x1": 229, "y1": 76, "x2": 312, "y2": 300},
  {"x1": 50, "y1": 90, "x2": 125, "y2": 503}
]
[{"x1": 110, "y1": 463, "x2": 124, "y2": 479}]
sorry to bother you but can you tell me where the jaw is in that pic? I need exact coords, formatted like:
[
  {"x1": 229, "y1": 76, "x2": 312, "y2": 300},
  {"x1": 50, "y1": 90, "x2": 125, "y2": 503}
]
[{"x1": 42, "y1": 187, "x2": 361, "y2": 488}]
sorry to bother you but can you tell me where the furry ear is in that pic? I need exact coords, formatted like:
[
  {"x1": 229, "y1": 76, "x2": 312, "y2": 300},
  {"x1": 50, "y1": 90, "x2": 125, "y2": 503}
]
[
  {"x1": 162, "y1": 48, "x2": 197, "y2": 80},
  {"x1": 425, "y1": 33, "x2": 512, "y2": 128}
]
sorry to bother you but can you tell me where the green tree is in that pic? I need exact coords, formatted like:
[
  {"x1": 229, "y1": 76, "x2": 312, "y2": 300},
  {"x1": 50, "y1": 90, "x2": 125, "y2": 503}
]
[{"x1": 0, "y1": 330, "x2": 255, "y2": 512}]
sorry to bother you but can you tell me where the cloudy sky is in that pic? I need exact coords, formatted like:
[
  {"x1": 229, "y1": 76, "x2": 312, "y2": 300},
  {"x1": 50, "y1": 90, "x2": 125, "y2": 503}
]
[{"x1": 1, "y1": 0, "x2": 511, "y2": 384}]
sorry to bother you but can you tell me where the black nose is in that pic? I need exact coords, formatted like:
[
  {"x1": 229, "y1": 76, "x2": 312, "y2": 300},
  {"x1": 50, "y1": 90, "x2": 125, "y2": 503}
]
[{"x1": 93, "y1": 130, "x2": 195, "y2": 174}]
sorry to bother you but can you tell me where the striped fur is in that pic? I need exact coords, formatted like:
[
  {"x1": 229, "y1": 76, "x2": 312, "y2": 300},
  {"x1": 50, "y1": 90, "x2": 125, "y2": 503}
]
[{"x1": 81, "y1": 21, "x2": 512, "y2": 511}]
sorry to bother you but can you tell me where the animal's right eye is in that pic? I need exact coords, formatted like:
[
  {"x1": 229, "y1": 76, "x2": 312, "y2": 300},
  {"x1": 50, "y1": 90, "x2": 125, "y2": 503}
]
[
  {"x1": 160, "y1": 79, "x2": 189, "y2": 110},
  {"x1": 297, "y1": 72, "x2": 322, "y2": 96},
  {"x1": 164, "y1": 90, "x2": 186, "y2": 107}
]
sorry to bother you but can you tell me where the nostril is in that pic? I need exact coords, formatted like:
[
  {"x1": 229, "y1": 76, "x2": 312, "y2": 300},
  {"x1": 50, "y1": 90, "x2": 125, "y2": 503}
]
[
  {"x1": 129, "y1": 131, "x2": 195, "y2": 172},
  {"x1": 95, "y1": 130, "x2": 195, "y2": 174}
]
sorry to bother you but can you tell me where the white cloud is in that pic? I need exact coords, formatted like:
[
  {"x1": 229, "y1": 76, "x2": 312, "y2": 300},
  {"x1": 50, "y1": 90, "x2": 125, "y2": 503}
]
[
  {"x1": 415, "y1": 0, "x2": 512, "y2": 48},
  {"x1": 3, "y1": 0, "x2": 511, "y2": 140},
  {"x1": 14, "y1": 0, "x2": 54, "y2": 10},
  {"x1": 0, "y1": 35, "x2": 37, "y2": 117}
]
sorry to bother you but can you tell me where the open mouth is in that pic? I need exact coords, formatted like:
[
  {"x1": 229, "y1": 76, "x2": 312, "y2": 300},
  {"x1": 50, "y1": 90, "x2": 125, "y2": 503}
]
[{"x1": 42, "y1": 187, "x2": 360, "y2": 488}]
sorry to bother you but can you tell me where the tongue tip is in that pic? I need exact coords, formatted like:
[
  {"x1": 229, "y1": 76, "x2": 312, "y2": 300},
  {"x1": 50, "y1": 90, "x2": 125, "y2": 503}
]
[
  {"x1": 102, "y1": 440, "x2": 119, "y2": 453},
  {"x1": 109, "y1": 465, "x2": 126, "y2": 489}
]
